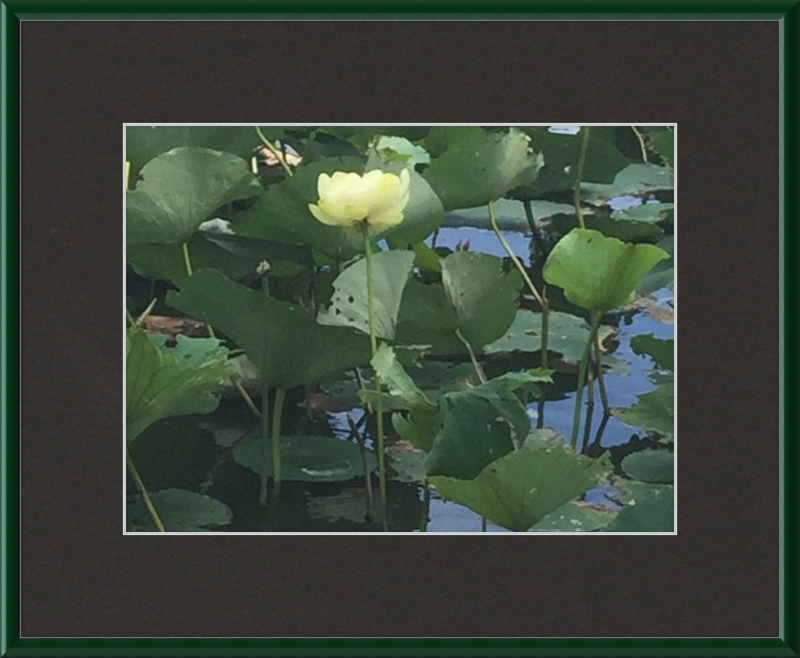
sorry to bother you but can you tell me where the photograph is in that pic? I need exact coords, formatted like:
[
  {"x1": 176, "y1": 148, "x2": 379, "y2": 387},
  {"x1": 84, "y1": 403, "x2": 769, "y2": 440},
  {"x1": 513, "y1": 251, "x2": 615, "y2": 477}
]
[{"x1": 124, "y1": 124, "x2": 676, "y2": 534}]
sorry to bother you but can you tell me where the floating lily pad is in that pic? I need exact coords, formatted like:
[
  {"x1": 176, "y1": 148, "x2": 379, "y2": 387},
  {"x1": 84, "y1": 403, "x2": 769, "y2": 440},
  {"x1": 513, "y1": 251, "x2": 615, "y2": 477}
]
[
  {"x1": 317, "y1": 250, "x2": 415, "y2": 340},
  {"x1": 423, "y1": 127, "x2": 540, "y2": 210},
  {"x1": 607, "y1": 484, "x2": 674, "y2": 532},
  {"x1": 531, "y1": 500, "x2": 618, "y2": 532},
  {"x1": 621, "y1": 449, "x2": 674, "y2": 484},
  {"x1": 549, "y1": 212, "x2": 664, "y2": 242},
  {"x1": 126, "y1": 330, "x2": 234, "y2": 442},
  {"x1": 234, "y1": 435, "x2": 376, "y2": 482},
  {"x1": 127, "y1": 147, "x2": 259, "y2": 245},
  {"x1": 126, "y1": 488, "x2": 233, "y2": 532},
  {"x1": 484, "y1": 310, "x2": 614, "y2": 363},
  {"x1": 429, "y1": 445, "x2": 611, "y2": 532},
  {"x1": 167, "y1": 269, "x2": 370, "y2": 389},
  {"x1": 612, "y1": 383, "x2": 674, "y2": 440},
  {"x1": 544, "y1": 228, "x2": 669, "y2": 311},
  {"x1": 306, "y1": 490, "x2": 371, "y2": 524},
  {"x1": 581, "y1": 163, "x2": 674, "y2": 203},
  {"x1": 630, "y1": 333, "x2": 674, "y2": 371}
]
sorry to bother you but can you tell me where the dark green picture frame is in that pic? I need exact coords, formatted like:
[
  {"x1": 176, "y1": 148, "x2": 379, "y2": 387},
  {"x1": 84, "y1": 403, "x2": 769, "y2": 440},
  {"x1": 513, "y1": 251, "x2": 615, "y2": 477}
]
[{"x1": 2, "y1": 1, "x2": 798, "y2": 656}]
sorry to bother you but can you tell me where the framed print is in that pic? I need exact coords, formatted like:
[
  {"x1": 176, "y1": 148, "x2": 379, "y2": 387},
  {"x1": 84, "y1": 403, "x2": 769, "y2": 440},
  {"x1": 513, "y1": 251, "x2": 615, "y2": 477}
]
[{"x1": 2, "y1": 1, "x2": 798, "y2": 656}]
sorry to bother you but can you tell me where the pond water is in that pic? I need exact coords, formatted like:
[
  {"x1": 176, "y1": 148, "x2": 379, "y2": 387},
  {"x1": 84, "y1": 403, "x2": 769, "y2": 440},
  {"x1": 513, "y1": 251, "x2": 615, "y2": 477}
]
[{"x1": 127, "y1": 214, "x2": 674, "y2": 533}]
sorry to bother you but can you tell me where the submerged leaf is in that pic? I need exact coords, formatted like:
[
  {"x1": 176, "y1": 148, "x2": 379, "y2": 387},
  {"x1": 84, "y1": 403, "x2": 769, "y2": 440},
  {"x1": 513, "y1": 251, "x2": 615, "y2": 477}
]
[
  {"x1": 126, "y1": 488, "x2": 233, "y2": 532},
  {"x1": 429, "y1": 445, "x2": 611, "y2": 532},
  {"x1": 544, "y1": 228, "x2": 669, "y2": 311},
  {"x1": 234, "y1": 435, "x2": 376, "y2": 482}
]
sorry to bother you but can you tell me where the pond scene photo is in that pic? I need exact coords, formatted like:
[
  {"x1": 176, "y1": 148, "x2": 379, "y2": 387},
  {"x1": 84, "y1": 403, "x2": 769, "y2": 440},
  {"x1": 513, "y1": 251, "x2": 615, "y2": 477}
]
[{"x1": 125, "y1": 124, "x2": 675, "y2": 533}]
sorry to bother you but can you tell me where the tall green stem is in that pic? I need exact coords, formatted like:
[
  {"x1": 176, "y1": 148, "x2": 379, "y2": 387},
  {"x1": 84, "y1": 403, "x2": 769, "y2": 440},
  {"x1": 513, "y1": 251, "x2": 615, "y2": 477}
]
[
  {"x1": 574, "y1": 127, "x2": 591, "y2": 230},
  {"x1": 259, "y1": 386, "x2": 271, "y2": 507},
  {"x1": 182, "y1": 242, "x2": 194, "y2": 277},
  {"x1": 489, "y1": 201, "x2": 549, "y2": 361},
  {"x1": 126, "y1": 446, "x2": 166, "y2": 532},
  {"x1": 455, "y1": 329, "x2": 487, "y2": 384},
  {"x1": 272, "y1": 388, "x2": 286, "y2": 499},
  {"x1": 570, "y1": 311, "x2": 602, "y2": 448},
  {"x1": 363, "y1": 228, "x2": 388, "y2": 531}
]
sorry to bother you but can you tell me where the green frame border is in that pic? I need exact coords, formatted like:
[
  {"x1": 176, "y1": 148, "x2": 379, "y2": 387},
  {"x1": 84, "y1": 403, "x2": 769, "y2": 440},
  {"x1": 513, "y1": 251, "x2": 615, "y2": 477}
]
[{"x1": 1, "y1": 1, "x2": 798, "y2": 656}]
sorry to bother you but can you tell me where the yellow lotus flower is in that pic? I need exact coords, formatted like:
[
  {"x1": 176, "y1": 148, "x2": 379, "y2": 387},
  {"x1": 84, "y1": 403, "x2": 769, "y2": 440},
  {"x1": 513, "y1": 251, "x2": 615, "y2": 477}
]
[{"x1": 309, "y1": 169, "x2": 410, "y2": 232}]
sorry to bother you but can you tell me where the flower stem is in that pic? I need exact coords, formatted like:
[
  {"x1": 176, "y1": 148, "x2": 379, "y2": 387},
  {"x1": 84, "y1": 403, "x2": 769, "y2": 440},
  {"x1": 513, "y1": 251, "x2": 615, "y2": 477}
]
[
  {"x1": 593, "y1": 331, "x2": 610, "y2": 413},
  {"x1": 271, "y1": 388, "x2": 286, "y2": 500},
  {"x1": 631, "y1": 126, "x2": 649, "y2": 164},
  {"x1": 259, "y1": 386, "x2": 271, "y2": 507},
  {"x1": 455, "y1": 328, "x2": 487, "y2": 384},
  {"x1": 126, "y1": 446, "x2": 166, "y2": 532},
  {"x1": 234, "y1": 379, "x2": 262, "y2": 420},
  {"x1": 363, "y1": 227, "x2": 388, "y2": 531},
  {"x1": 570, "y1": 311, "x2": 602, "y2": 448},
  {"x1": 490, "y1": 201, "x2": 549, "y2": 365},
  {"x1": 181, "y1": 241, "x2": 216, "y2": 338},
  {"x1": 255, "y1": 126, "x2": 294, "y2": 178},
  {"x1": 574, "y1": 127, "x2": 591, "y2": 230}
]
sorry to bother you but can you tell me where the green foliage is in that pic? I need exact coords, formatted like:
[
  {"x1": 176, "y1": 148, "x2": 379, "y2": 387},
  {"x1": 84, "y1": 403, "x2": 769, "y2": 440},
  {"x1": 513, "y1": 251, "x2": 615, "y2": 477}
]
[
  {"x1": 126, "y1": 330, "x2": 234, "y2": 442},
  {"x1": 531, "y1": 500, "x2": 618, "y2": 532},
  {"x1": 167, "y1": 269, "x2": 370, "y2": 389},
  {"x1": 317, "y1": 250, "x2": 415, "y2": 340},
  {"x1": 429, "y1": 445, "x2": 611, "y2": 532},
  {"x1": 422, "y1": 127, "x2": 540, "y2": 210},
  {"x1": 544, "y1": 228, "x2": 669, "y2": 311},
  {"x1": 395, "y1": 252, "x2": 522, "y2": 352},
  {"x1": 127, "y1": 147, "x2": 260, "y2": 245},
  {"x1": 234, "y1": 435, "x2": 376, "y2": 482},
  {"x1": 607, "y1": 483, "x2": 674, "y2": 532}
]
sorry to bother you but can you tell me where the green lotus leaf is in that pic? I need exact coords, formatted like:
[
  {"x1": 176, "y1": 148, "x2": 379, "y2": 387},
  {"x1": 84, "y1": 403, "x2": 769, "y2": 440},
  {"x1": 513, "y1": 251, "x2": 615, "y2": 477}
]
[
  {"x1": 429, "y1": 445, "x2": 611, "y2": 532},
  {"x1": 126, "y1": 488, "x2": 233, "y2": 532},
  {"x1": 630, "y1": 333, "x2": 674, "y2": 371},
  {"x1": 317, "y1": 250, "x2": 415, "y2": 340},
  {"x1": 126, "y1": 330, "x2": 234, "y2": 442},
  {"x1": 612, "y1": 382, "x2": 674, "y2": 440},
  {"x1": 543, "y1": 228, "x2": 669, "y2": 311},
  {"x1": 621, "y1": 449, "x2": 675, "y2": 484},
  {"x1": 607, "y1": 483, "x2": 674, "y2": 532},
  {"x1": 126, "y1": 147, "x2": 259, "y2": 245},
  {"x1": 167, "y1": 269, "x2": 370, "y2": 389}
]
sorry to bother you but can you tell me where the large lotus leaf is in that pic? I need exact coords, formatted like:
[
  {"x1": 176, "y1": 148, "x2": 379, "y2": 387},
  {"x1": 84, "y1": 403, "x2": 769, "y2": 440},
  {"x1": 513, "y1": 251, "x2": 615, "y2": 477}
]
[
  {"x1": 126, "y1": 330, "x2": 234, "y2": 442},
  {"x1": 395, "y1": 279, "x2": 461, "y2": 353},
  {"x1": 126, "y1": 488, "x2": 233, "y2": 532},
  {"x1": 621, "y1": 449, "x2": 674, "y2": 484},
  {"x1": 128, "y1": 231, "x2": 308, "y2": 286},
  {"x1": 167, "y1": 269, "x2": 370, "y2": 389},
  {"x1": 425, "y1": 382, "x2": 529, "y2": 480},
  {"x1": 630, "y1": 333, "x2": 674, "y2": 371},
  {"x1": 544, "y1": 228, "x2": 669, "y2": 311},
  {"x1": 531, "y1": 500, "x2": 618, "y2": 532},
  {"x1": 637, "y1": 236, "x2": 674, "y2": 294},
  {"x1": 581, "y1": 164, "x2": 674, "y2": 204},
  {"x1": 317, "y1": 250, "x2": 415, "y2": 340},
  {"x1": 607, "y1": 484, "x2": 674, "y2": 532},
  {"x1": 525, "y1": 126, "x2": 630, "y2": 185},
  {"x1": 429, "y1": 445, "x2": 611, "y2": 532},
  {"x1": 485, "y1": 310, "x2": 615, "y2": 363},
  {"x1": 422, "y1": 127, "x2": 540, "y2": 210},
  {"x1": 234, "y1": 157, "x2": 366, "y2": 261},
  {"x1": 441, "y1": 251, "x2": 523, "y2": 348},
  {"x1": 126, "y1": 147, "x2": 259, "y2": 245},
  {"x1": 233, "y1": 435, "x2": 376, "y2": 482},
  {"x1": 363, "y1": 159, "x2": 444, "y2": 244},
  {"x1": 612, "y1": 382, "x2": 674, "y2": 439},
  {"x1": 126, "y1": 126, "x2": 264, "y2": 179}
]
